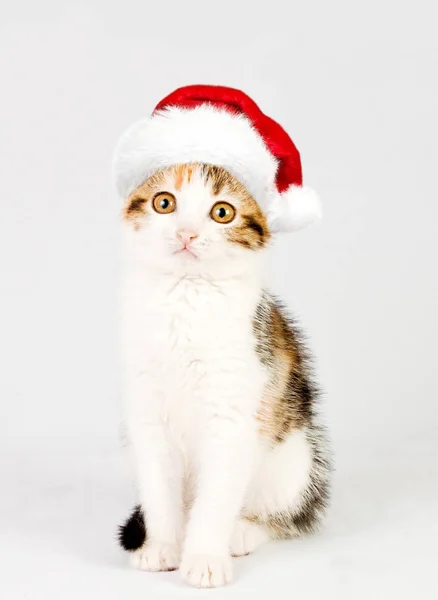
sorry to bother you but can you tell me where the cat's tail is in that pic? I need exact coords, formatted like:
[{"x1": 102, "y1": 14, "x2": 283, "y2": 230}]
[{"x1": 117, "y1": 505, "x2": 146, "y2": 551}]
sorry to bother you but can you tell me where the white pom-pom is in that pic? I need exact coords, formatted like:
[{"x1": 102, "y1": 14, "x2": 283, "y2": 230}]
[{"x1": 268, "y1": 186, "x2": 322, "y2": 233}]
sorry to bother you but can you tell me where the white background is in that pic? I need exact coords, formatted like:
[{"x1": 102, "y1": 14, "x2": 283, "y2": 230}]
[{"x1": 1, "y1": 1, "x2": 437, "y2": 598}]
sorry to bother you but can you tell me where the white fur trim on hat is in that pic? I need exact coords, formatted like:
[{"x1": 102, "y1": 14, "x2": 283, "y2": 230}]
[{"x1": 113, "y1": 104, "x2": 320, "y2": 233}]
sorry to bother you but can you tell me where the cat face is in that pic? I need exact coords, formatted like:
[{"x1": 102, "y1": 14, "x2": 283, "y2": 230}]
[{"x1": 122, "y1": 163, "x2": 271, "y2": 275}]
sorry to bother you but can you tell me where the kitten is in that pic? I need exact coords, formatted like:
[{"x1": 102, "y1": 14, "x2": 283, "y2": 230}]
[{"x1": 117, "y1": 163, "x2": 331, "y2": 588}]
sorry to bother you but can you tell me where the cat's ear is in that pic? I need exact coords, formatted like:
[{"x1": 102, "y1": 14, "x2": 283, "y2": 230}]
[{"x1": 267, "y1": 186, "x2": 322, "y2": 234}]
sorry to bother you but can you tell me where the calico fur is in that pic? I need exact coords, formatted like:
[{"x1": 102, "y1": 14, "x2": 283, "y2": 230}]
[{"x1": 118, "y1": 163, "x2": 331, "y2": 587}]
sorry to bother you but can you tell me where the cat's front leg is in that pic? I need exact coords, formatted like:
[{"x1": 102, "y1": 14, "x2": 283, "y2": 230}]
[
  {"x1": 180, "y1": 402, "x2": 258, "y2": 588},
  {"x1": 126, "y1": 378, "x2": 184, "y2": 572}
]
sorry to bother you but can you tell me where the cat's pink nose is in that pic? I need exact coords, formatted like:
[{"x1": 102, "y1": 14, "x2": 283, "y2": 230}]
[{"x1": 176, "y1": 229, "x2": 198, "y2": 247}]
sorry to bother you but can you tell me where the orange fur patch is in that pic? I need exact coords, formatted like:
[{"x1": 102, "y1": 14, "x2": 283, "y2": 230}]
[
  {"x1": 173, "y1": 164, "x2": 186, "y2": 191},
  {"x1": 253, "y1": 296, "x2": 311, "y2": 443}
]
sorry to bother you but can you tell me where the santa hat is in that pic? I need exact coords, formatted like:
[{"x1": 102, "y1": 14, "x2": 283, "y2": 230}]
[{"x1": 113, "y1": 85, "x2": 321, "y2": 233}]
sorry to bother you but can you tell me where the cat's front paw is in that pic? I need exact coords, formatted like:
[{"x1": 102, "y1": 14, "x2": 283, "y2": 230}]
[
  {"x1": 180, "y1": 553, "x2": 233, "y2": 588},
  {"x1": 130, "y1": 541, "x2": 180, "y2": 572}
]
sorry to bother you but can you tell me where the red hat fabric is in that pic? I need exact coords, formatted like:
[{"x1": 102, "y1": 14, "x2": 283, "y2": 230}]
[{"x1": 113, "y1": 85, "x2": 321, "y2": 232}]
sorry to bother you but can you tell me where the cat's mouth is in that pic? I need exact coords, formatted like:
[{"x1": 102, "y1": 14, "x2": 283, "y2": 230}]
[{"x1": 173, "y1": 247, "x2": 199, "y2": 259}]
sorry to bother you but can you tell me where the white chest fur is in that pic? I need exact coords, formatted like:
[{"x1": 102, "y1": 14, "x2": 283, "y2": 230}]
[{"x1": 121, "y1": 268, "x2": 266, "y2": 455}]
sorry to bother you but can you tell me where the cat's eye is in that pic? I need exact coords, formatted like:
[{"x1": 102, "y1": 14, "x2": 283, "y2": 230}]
[
  {"x1": 210, "y1": 202, "x2": 236, "y2": 224},
  {"x1": 152, "y1": 192, "x2": 176, "y2": 214}
]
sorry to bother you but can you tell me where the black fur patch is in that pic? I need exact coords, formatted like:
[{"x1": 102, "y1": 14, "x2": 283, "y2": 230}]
[
  {"x1": 117, "y1": 505, "x2": 146, "y2": 551},
  {"x1": 126, "y1": 197, "x2": 146, "y2": 218},
  {"x1": 234, "y1": 238, "x2": 252, "y2": 248},
  {"x1": 243, "y1": 215, "x2": 266, "y2": 239}
]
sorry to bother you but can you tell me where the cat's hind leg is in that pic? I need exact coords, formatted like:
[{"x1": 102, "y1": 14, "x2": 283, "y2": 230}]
[
  {"x1": 241, "y1": 425, "x2": 331, "y2": 543},
  {"x1": 230, "y1": 517, "x2": 270, "y2": 557}
]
